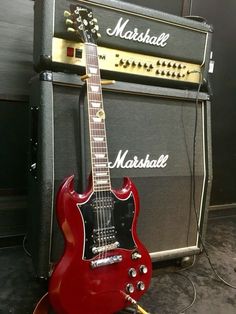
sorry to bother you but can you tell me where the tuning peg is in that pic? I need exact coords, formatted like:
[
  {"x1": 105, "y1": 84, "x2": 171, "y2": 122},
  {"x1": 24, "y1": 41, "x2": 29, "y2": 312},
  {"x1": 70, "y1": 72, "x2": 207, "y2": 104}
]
[
  {"x1": 93, "y1": 18, "x2": 98, "y2": 23},
  {"x1": 88, "y1": 12, "x2": 93, "y2": 18},
  {"x1": 97, "y1": 33, "x2": 101, "y2": 38},
  {"x1": 94, "y1": 25, "x2": 99, "y2": 31},
  {"x1": 64, "y1": 10, "x2": 71, "y2": 18},
  {"x1": 67, "y1": 27, "x2": 75, "y2": 33},
  {"x1": 66, "y1": 18, "x2": 74, "y2": 26}
]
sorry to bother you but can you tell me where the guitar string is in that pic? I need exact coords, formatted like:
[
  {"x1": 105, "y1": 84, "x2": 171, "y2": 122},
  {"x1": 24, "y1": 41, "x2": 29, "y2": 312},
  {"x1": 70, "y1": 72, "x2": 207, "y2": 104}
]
[
  {"x1": 85, "y1": 43, "x2": 102, "y2": 259},
  {"x1": 94, "y1": 44, "x2": 112, "y2": 259},
  {"x1": 87, "y1": 43, "x2": 108, "y2": 259}
]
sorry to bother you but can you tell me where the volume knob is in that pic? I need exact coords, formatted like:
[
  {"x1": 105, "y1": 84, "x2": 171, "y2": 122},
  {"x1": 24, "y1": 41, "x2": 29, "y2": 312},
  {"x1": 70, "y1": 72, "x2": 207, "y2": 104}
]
[
  {"x1": 129, "y1": 268, "x2": 137, "y2": 278},
  {"x1": 140, "y1": 265, "x2": 148, "y2": 274},
  {"x1": 126, "y1": 283, "x2": 135, "y2": 294},
  {"x1": 137, "y1": 281, "x2": 145, "y2": 291}
]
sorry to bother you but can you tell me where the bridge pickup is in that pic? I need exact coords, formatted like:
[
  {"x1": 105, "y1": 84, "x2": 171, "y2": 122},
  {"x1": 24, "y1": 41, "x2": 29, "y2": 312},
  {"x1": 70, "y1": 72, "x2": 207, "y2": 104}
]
[
  {"x1": 91, "y1": 255, "x2": 122, "y2": 269},
  {"x1": 92, "y1": 241, "x2": 120, "y2": 254}
]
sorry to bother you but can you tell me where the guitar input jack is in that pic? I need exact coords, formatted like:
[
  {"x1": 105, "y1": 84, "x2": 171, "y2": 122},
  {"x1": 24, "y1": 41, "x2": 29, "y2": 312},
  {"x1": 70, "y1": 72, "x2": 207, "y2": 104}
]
[{"x1": 125, "y1": 294, "x2": 151, "y2": 314}]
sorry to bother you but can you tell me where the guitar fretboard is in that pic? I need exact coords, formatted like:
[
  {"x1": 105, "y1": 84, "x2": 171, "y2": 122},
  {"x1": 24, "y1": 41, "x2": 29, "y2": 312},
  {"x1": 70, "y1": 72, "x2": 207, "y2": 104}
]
[{"x1": 85, "y1": 43, "x2": 111, "y2": 192}]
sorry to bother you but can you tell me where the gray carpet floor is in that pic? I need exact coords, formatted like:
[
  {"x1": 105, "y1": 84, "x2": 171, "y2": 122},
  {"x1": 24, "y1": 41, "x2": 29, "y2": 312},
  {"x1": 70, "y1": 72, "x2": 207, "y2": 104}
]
[{"x1": 0, "y1": 211, "x2": 235, "y2": 314}]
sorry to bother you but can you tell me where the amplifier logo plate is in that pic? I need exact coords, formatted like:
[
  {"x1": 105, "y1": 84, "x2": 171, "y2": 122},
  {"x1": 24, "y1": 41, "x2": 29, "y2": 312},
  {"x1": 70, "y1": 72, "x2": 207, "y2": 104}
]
[
  {"x1": 109, "y1": 150, "x2": 169, "y2": 169},
  {"x1": 106, "y1": 17, "x2": 170, "y2": 48}
]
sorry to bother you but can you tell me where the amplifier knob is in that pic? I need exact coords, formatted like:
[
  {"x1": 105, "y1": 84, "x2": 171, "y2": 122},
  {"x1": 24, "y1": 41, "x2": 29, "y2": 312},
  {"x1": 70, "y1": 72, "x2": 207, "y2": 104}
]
[
  {"x1": 126, "y1": 283, "x2": 135, "y2": 294},
  {"x1": 128, "y1": 268, "x2": 137, "y2": 278},
  {"x1": 178, "y1": 64, "x2": 184, "y2": 69},
  {"x1": 156, "y1": 60, "x2": 162, "y2": 65},
  {"x1": 161, "y1": 70, "x2": 166, "y2": 75},
  {"x1": 166, "y1": 71, "x2": 171, "y2": 76},
  {"x1": 172, "y1": 72, "x2": 177, "y2": 77},
  {"x1": 137, "y1": 281, "x2": 145, "y2": 291},
  {"x1": 132, "y1": 61, "x2": 137, "y2": 66},
  {"x1": 139, "y1": 265, "x2": 148, "y2": 274},
  {"x1": 143, "y1": 63, "x2": 148, "y2": 68},
  {"x1": 162, "y1": 61, "x2": 167, "y2": 66},
  {"x1": 177, "y1": 73, "x2": 185, "y2": 78},
  {"x1": 138, "y1": 62, "x2": 143, "y2": 67},
  {"x1": 167, "y1": 62, "x2": 173, "y2": 67},
  {"x1": 119, "y1": 59, "x2": 125, "y2": 65},
  {"x1": 156, "y1": 69, "x2": 161, "y2": 75},
  {"x1": 149, "y1": 64, "x2": 154, "y2": 69}
]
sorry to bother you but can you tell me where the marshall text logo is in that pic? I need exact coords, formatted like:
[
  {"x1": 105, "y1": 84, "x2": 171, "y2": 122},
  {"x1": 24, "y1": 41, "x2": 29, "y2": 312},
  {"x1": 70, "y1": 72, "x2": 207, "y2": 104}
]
[{"x1": 109, "y1": 150, "x2": 169, "y2": 169}]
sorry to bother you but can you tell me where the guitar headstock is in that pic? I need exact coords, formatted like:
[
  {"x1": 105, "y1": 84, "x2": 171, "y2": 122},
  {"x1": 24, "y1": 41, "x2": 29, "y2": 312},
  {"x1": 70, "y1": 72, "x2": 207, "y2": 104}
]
[{"x1": 64, "y1": 4, "x2": 100, "y2": 44}]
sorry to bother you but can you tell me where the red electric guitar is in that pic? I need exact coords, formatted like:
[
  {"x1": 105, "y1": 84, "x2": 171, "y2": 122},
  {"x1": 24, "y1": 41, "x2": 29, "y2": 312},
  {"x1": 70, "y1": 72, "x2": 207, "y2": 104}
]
[{"x1": 49, "y1": 4, "x2": 152, "y2": 314}]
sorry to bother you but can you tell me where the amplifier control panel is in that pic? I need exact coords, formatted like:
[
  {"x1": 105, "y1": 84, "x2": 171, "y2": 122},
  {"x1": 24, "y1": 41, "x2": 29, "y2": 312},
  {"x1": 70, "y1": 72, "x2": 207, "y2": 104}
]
[{"x1": 52, "y1": 37, "x2": 202, "y2": 84}]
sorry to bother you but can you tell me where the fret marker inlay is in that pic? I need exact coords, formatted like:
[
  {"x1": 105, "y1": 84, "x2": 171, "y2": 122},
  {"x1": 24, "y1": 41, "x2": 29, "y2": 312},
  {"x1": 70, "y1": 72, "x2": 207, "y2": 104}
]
[
  {"x1": 90, "y1": 85, "x2": 100, "y2": 92},
  {"x1": 89, "y1": 67, "x2": 98, "y2": 74},
  {"x1": 93, "y1": 137, "x2": 104, "y2": 142},
  {"x1": 91, "y1": 102, "x2": 101, "y2": 108}
]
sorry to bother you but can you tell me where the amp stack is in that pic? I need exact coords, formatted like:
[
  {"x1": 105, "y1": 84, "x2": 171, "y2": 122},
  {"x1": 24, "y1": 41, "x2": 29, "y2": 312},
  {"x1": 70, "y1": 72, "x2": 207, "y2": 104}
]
[{"x1": 28, "y1": 0, "x2": 213, "y2": 278}]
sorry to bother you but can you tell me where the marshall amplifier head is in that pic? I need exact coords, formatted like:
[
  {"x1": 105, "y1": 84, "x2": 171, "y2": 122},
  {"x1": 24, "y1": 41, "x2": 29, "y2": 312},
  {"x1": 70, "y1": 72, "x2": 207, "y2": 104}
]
[{"x1": 33, "y1": 0, "x2": 213, "y2": 89}]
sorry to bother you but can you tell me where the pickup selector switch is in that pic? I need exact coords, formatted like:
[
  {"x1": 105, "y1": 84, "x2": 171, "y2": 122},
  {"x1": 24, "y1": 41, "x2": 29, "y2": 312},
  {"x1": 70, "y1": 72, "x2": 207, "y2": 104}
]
[
  {"x1": 128, "y1": 268, "x2": 137, "y2": 278},
  {"x1": 126, "y1": 283, "x2": 135, "y2": 294}
]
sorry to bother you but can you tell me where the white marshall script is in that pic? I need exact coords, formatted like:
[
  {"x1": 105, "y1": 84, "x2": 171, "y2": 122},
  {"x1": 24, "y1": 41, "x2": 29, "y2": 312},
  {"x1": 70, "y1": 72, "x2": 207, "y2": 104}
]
[
  {"x1": 106, "y1": 17, "x2": 170, "y2": 47},
  {"x1": 109, "y1": 150, "x2": 169, "y2": 169}
]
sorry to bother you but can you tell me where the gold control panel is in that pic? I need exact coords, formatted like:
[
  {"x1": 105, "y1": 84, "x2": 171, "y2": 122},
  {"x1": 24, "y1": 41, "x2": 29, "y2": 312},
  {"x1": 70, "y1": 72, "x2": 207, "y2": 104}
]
[{"x1": 52, "y1": 37, "x2": 202, "y2": 84}]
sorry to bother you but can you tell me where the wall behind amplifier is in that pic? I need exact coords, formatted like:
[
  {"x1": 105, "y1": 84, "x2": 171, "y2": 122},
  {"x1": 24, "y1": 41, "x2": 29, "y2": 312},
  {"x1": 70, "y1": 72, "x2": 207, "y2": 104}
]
[
  {"x1": 123, "y1": 0, "x2": 191, "y2": 16},
  {"x1": 192, "y1": 0, "x2": 236, "y2": 206},
  {"x1": 0, "y1": 0, "x2": 33, "y2": 244}
]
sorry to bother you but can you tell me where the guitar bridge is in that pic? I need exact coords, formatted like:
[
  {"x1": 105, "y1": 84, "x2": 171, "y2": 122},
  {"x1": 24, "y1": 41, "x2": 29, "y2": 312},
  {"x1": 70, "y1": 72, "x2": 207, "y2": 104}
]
[{"x1": 91, "y1": 255, "x2": 122, "y2": 269}]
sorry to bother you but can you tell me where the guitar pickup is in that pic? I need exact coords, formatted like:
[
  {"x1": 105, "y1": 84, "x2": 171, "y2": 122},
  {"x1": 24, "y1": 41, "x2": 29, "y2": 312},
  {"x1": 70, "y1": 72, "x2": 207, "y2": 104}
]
[
  {"x1": 92, "y1": 241, "x2": 120, "y2": 254},
  {"x1": 91, "y1": 255, "x2": 122, "y2": 269}
]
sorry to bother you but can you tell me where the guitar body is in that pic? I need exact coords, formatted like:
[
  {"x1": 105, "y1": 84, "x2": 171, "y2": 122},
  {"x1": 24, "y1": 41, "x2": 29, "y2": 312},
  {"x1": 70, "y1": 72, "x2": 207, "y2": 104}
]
[{"x1": 49, "y1": 175, "x2": 152, "y2": 314}]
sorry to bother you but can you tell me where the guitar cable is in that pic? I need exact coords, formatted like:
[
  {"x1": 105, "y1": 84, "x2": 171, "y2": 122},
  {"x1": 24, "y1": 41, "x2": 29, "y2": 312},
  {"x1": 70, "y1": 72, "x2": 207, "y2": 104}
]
[
  {"x1": 125, "y1": 294, "x2": 151, "y2": 314},
  {"x1": 190, "y1": 75, "x2": 236, "y2": 290},
  {"x1": 178, "y1": 70, "x2": 236, "y2": 312}
]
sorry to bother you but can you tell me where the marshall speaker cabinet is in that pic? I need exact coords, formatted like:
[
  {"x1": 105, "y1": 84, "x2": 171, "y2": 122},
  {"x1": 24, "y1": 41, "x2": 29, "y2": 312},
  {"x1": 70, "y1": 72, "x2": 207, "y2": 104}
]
[
  {"x1": 33, "y1": 0, "x2": 213, "y2": 90},
  {"x1": 28, "y1": 72, "x2": 212, "y2": 278}
]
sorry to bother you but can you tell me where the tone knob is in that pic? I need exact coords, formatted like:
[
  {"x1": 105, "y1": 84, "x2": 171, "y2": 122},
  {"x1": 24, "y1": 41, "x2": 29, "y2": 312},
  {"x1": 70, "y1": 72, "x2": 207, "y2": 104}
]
[
  {"x1": 139, "y1": 265, "x2": 148, "y2": 274},
  {"x1": 137, "y1": 281, "x2": 145, "y2": 291},
  {"x1": 129, "y1": 268, "x2": 137, "y2": 278},
  {"x1": 126, "y1": 283, "x2": 135, "y2": 294}
]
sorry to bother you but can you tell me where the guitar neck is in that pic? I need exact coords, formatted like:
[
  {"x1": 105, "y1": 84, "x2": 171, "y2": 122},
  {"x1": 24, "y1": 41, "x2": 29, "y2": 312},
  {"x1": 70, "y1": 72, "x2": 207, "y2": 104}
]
[{"x1": 85, "y1": 42, "x2": 111, "y2": 192}]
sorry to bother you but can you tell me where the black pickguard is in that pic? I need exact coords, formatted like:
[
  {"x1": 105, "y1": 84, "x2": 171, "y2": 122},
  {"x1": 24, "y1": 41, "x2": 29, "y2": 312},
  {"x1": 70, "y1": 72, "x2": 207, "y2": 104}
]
[{"x1": 78, "y1": 191, "x2": 136, "y2": 259}]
